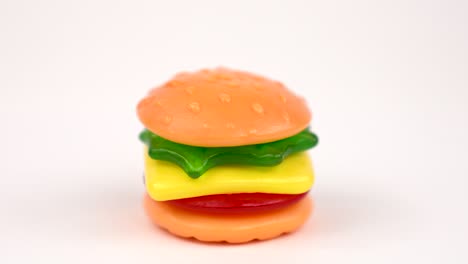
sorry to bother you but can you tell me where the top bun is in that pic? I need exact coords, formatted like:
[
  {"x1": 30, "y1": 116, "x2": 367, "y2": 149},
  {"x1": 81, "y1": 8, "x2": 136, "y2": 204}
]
[{"x1": 137, "y1": 68, "x2": 311, "y2": 147}]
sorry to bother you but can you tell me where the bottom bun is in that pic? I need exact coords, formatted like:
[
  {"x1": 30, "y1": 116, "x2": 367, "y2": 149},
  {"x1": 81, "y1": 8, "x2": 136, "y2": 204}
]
[{"x1": 144, "y1": 194, "x2": 313, "y2": 243}]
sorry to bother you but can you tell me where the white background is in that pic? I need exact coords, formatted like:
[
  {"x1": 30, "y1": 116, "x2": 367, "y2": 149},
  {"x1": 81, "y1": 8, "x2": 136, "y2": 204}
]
[{"x1": 1, "y1": 0, "x2": 467, "y2": 263}]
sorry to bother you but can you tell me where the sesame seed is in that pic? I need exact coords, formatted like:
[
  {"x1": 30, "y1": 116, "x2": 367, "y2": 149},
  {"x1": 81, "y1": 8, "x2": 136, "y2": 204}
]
[
  {"x1": 167, "y1": 80, "x2": 182, "y2": 87},
  {"x1": 226, "y1": 123, "x2": 235, "y2": 128},
  {"x1": 185, "y1": 86, "x2": 194, "y2": 95},
  {"x1": 163, "y1": 115, "x2": 172, "y2": 124},
  {"x1": 280, "y1": 95, "x2": 287, "y2": 103},
  {"x1": 218, "y1": 93, "x2": 231, "y2": 103},
  {"x1": 226, "y1": 81, "x2": 238, "y2": 88},
  {"x1": 188, "y1": 102, "x2": 201, "y2": 113},
  {"x1": 251, "y1": 103, "x2": 264, "y2": 114}
]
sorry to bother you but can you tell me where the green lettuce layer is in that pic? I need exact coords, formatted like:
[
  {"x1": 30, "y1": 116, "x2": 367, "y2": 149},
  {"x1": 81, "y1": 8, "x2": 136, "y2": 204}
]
[{"x1": 140, "y1": 129, "x2": 318, "y2": 179}]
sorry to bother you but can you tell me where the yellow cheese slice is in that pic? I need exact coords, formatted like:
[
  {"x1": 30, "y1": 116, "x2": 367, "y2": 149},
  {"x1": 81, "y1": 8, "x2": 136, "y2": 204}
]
[{"x1": 145, "y1": 151, "x2": 314, "y2": 201}]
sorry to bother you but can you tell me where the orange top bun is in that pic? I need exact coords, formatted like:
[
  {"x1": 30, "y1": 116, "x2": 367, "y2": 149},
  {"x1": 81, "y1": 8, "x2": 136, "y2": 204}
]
[{"x1": 137, "y1": 68, "x2": 311, "y2": 147}]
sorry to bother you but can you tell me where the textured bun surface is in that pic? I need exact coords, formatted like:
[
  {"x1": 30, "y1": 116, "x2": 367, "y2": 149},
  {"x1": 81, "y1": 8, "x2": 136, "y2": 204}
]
[
  {"x1": 137, "y1": 68, "x2": 311, "y2": 147},
  {"x1": 144, "y1": 194, "x2": 313, "y2": 244}
]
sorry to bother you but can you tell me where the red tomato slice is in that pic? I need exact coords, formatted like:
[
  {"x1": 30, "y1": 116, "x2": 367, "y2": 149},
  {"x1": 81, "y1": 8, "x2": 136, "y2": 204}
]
[{"x1": 166, "y1": 192, "x2": 308, "y2": 214}]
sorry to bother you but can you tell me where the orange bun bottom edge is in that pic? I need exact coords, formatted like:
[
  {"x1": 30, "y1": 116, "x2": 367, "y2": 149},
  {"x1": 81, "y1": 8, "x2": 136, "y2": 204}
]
[{"x1": 143, "y1": 194, "x2": 313, "y2": 244}]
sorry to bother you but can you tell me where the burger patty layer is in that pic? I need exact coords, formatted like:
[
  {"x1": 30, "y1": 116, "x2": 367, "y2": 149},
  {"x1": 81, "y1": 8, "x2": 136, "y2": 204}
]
[{"x1": 166, "y1": 192, "x2": 308, "y2": 213}]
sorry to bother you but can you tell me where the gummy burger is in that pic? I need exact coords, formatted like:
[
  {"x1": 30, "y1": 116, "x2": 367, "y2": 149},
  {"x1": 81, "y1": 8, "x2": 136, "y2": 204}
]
[{"x1": 137, "y1": 68, "x2": 318, "y2": 243}]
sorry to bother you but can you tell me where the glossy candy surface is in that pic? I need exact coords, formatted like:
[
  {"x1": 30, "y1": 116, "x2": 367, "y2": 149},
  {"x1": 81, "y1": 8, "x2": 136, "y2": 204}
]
[
  {"x1": 166, "y1": 192, "x2": 308, "y2": 214},
  {"x1": 137, "y1": 68, "x2": 312, "y2": 147},
  {"x1": 144, "y1": 194, "x2": 313, "y2": 243},
  {"x1": 145, "y1": 151, "x2": 314, "y2": 201},
  {"x1": 140, "y1": 129, "x2": 318, "y2": 178}
]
